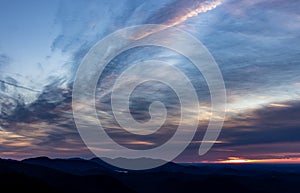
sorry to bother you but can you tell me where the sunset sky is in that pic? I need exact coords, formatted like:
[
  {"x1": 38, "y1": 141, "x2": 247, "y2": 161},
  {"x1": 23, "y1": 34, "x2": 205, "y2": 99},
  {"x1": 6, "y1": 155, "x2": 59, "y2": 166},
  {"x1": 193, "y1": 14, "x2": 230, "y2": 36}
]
[{"x1": 0, "y1": 0, "x2": 299, "y2": 163}]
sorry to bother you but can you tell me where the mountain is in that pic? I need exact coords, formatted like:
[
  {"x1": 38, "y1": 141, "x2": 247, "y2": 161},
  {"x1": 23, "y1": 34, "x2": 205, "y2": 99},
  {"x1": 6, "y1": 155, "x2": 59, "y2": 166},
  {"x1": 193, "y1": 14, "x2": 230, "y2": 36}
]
[
  {"x1": 23, "y1": 156, "x2": 111, "y2": 176},
  {"x1": 0, "y1": 158, "x2": 135, "y2": 193},
  {"x1": 1, "y1": 157, "x2": 300, "y2": 193}
]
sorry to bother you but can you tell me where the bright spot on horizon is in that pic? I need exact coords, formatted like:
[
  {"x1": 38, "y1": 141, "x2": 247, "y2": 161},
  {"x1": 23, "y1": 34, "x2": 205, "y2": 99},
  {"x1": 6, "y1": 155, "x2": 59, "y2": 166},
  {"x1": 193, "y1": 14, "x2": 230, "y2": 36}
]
[
  {"x1": 210, "y1": 157, "x2": 300, "y2": 164},
  {"x1": 218, "y1": 157, "x2": 253, "y2": 164}
]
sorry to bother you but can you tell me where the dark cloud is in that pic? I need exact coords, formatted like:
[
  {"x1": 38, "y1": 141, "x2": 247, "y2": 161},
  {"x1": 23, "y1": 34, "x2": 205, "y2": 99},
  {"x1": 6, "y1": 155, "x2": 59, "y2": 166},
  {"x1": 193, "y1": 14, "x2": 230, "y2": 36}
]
[
  {"x1": 0, "y1": 80, "x2": 91, "y2": 158},
  {"x1": 222, "y1": 101, "x2": 300, "y2": 145},
  {"x1": 176, "y1": 101, "x2": 300, "y2": 161},
  {"x1": 179, "y1": 100, "x2": 300, "y2": 162}
]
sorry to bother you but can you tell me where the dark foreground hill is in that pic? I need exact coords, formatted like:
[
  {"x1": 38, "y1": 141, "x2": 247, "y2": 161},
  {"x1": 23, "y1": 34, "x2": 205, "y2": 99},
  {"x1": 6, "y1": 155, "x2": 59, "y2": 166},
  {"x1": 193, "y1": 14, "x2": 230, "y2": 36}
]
[{"x1": 0, "y1": 157, "x2": 300, "y2": 193}]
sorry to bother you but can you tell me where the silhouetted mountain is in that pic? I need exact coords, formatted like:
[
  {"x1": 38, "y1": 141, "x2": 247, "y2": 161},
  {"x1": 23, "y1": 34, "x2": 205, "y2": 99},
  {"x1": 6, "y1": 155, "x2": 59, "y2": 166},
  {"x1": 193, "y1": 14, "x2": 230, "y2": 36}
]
[
  {"x1": 23, "y1": 156, "x2": 111, "y2": 175},
  {"x1": 0, "y1": 158, "x2": 135, "y2": 193},
  {"x1": 1, "y1": 157, "x2": 300, "y2": 193}
]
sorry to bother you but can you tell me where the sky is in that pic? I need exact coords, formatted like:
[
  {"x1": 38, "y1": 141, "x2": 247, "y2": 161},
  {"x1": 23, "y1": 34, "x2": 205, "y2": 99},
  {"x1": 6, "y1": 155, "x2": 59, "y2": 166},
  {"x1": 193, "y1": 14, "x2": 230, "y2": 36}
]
[{"x1": 0, "y1": 0, "x2": 300, "y2": 163}]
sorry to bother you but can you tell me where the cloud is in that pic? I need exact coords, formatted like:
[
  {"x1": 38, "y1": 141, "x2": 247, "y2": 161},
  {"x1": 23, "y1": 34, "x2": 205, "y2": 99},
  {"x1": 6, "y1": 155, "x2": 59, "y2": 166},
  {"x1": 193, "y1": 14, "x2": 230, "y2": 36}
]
[
  {"x1": 132, "y1": 0, "x2": 223, "y2": 39},
  {"x1": 1, "y1": 0, "x2": 300, "y2": 161},
  {"x1": 0, "y1": 54, "x2": 10, "y2": 67},
  {"x1": 177, "y1": 101, "x2": 300, "y2": 162},
  {"x1": 218, "y1": 100, "x2": 300, "y2": 145},
  {"x1": 146, "y1": 0, "x2": 222, "y2": 25},
  {"x1": 0, "y1": 80, "x2": 92, "y2": 159},
  {"x1": 189, "y1": 0, "x2": 300, "y2": 109},
  {"x1": 182, "y1": 100, "x2": 300, "y2": 162}
]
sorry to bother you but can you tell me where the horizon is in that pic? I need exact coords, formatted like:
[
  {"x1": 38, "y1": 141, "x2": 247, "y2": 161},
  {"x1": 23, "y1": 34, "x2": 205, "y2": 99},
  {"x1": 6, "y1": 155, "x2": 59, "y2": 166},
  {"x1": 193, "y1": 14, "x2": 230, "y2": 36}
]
[{"x1": 3, "y1": 156, "x2": 300, "y2": 165}]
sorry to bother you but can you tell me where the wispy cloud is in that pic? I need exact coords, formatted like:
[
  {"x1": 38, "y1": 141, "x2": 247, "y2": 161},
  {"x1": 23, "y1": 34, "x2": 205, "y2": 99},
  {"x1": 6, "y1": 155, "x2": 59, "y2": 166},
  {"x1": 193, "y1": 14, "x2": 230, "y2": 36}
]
[{"x1": 133, "y1": 0, "x2": 223, "y2": 39}]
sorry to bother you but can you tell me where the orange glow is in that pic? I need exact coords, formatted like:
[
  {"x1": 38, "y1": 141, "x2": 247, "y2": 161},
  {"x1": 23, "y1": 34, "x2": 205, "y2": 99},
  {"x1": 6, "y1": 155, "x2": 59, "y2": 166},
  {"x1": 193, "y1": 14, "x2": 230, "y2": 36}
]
[
  {"x1": 270, "y1": 103, "x2": 291, "y2": 107},
  {"x1": 212, "y1": 157, "x2": 300, "y2": 164},
  {"x1": 125, "y1": 141, "x2": 155, "y2": 145},
  {"x1": 54, "y1": 147, "x2": 81, "y2": 151},
  {"x1": 218, "y1": 157, "x2": 253, "y2": 164},
  {"x1": 248, "y1": 158, "x2": 300, "y2": 164}
]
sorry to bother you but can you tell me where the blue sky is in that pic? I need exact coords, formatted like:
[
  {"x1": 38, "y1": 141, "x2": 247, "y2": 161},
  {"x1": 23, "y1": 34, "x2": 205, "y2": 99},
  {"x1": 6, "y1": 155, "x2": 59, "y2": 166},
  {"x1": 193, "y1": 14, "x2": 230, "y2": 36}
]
[{"x1": 0, "y1": 0, "x2": 300, "y2": 163}]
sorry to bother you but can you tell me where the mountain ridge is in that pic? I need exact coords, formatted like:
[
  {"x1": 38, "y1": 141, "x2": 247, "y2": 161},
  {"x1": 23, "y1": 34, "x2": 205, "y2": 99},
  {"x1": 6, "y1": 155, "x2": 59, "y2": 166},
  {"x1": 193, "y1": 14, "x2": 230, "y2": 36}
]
[{"x1": 1, "y1": 157, "x2": 300, "y2": 193}]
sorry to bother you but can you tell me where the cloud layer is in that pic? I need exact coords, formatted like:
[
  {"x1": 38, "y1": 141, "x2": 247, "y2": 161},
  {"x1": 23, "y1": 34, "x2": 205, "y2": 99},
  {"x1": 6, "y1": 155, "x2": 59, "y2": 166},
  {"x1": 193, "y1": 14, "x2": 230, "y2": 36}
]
[{"x1": 0, "y1": 0, "x2": 299, "y2": 162}]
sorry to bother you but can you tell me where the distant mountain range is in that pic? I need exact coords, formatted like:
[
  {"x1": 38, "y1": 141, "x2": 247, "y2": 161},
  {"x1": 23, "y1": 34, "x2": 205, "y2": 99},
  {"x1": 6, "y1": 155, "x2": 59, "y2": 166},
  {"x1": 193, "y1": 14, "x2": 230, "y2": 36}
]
[{"x1": 1, "y1": 157, "x2": 300, "y2": 193}]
